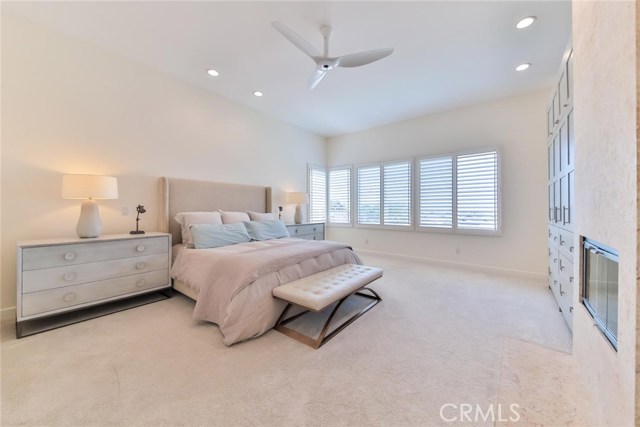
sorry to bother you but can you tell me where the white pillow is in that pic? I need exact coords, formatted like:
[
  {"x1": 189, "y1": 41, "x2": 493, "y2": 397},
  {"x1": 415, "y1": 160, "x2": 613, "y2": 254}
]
[
  {"x1": 219, "y1": 210, "x2": 251, "y2": 224},
  {"x1": 175, "y1": 211, "x2": 222, "y2": 247},
  {"x1": 247, "y1": 211, "x2": 276, "y2": 221}
]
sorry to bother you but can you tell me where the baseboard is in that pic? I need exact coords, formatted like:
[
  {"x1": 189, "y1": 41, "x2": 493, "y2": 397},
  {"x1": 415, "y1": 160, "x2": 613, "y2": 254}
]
[
  {"x1": 354, "y1": 248, "x2": 547, "y2": 281},
  {"x1": 1, "y1": 306, "x2": 16, "y2": 325}
]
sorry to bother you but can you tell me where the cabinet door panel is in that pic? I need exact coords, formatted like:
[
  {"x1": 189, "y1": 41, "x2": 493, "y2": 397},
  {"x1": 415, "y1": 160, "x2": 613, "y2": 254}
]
[
  {"x1": 568, "y1": 109, "x2": 574, "y2": 169},
  {"x1": 560, "y1": 175, "x2": 569, "y2": 226},
  {"x1": 559, "y1": 120, "x2": 569, "y2": 173},
  {"x1": 548, "y1": 184, "x2": 554, "y2": 223},
  {"x1": 566, "y1": 171, "x2": 574, "y2": 228},
  {"x1": 552, "y1": 91, "x2": 560, "y2": 128},
  {"x1": 554, "y1": 181, "x2": 561, "y2": 224},
  {"x1": 547, "y1": 143, "x2": 553, "y2": 180},
  {"x1": 553, "y1": 133, "x2": 561, "y2": 177},
  {"x1": 559, "y1": 70, "x2": 569, "y2": 117},
  {"x1": 567, "y1": 50, "x2": 574, "y2": 104}
]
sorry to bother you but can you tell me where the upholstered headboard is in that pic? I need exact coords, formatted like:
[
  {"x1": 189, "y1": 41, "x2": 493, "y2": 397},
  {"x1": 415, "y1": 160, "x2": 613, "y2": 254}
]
[{"x1": 160, "y1": 177, "x2": 272, "y2": 245}]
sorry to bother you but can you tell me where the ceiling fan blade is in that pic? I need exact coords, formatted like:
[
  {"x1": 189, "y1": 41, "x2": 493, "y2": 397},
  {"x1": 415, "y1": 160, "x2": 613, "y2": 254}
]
[
  {"x1": 337, "y1": 47, "x2": 394, "y2": 68},
  {"x1": 308, "y1": 70, "x2": 327, "y2": 90},
  {"x1": 272, "y1": 21, "x2": 321, "y2": 59}
]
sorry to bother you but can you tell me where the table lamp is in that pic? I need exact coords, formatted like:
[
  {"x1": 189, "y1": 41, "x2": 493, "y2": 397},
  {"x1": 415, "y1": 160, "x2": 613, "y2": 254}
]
[
  {"x1": 287, "y1": 192, "x2": 309, "y2": 224},
  {"x1": 62, "y1": 174, "x2": 118, "y2": 238}
]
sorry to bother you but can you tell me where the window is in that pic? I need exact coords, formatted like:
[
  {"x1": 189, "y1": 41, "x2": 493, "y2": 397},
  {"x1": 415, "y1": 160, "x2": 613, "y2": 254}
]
[
  {"x1": 357, "y1": 166, "x2": 380, "y2": 225},
  {"x1": 308, "y1": 165, "x2": 326, "y2": 223},
  {"x1": 328, "y1": 167, "x2": 352, "y2": 225},
  {"x1": 418, "y1": 156, "x2": 453, "y2": 229},
  {"x1": 418, "y1": 149, "x2": 500, "y2": 234},
  {"x1": 456, "y1": 151, "x2": 499, "y2": 231},
  {"x1": 356, "y1": 160, "x2": 412, "y2": 227}
]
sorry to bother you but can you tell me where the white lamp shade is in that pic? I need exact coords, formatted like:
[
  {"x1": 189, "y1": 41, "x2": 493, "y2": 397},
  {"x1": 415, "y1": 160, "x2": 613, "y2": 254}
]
[
  {"x1": 287, "y1": 192, "x2": 309, "y2": 205},
  {"x1": 62, "y1": 175, "x2": 118, "y2": 200},
  {"x1": 62, "y1": 175, "x2": 117, "y2": 238}
]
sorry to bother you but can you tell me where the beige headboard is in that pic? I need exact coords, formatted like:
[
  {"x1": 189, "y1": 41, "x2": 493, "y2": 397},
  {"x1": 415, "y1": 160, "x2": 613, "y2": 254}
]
[{"x1": 160, "y1": 177, "x2": 272, "y2": 245}]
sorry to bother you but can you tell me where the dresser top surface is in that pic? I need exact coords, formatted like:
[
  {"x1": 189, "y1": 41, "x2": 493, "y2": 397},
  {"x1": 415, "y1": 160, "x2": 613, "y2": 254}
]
[{"x1": 18, "y1": 232, "x2": 171, "y2": 248}]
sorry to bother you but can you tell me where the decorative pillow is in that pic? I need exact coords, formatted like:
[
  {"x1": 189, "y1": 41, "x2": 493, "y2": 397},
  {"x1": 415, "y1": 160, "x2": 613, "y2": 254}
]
[
  {"x1": 175, "y1": 211, "x2": 222, "y2": 247},
  {"x1": 247, "y1": 211, "x2": 276, "y2": 221},
  {"x1": 189, "y1": 223, "x2": 251, "y2": 249},
  {"x1": 219, "y1": 210, "x2": 251, "y2": 224},
  {"x1": 243, "y1": 220, "x2": 290, "y2": 241}
]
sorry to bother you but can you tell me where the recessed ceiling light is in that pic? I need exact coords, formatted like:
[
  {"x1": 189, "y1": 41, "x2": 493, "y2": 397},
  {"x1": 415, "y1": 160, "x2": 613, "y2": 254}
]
[
  {"x1": 516, "y1": 63, "x2": 531, "y2": 71},
  {"x1": 206, "y1": 69, "x2": 219, "y2": 77},
  {"x1": 253, "y1": 91, "x2": 264, "y2": 97},
  {"x1": 516, "y1": 16, "x2": 537, "y2": 29}
]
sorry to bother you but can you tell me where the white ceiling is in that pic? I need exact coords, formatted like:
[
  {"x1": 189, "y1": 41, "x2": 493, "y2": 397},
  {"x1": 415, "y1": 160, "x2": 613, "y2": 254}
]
[{"x1": 4, "y1": 1, "x2": 572, "y2": 137}]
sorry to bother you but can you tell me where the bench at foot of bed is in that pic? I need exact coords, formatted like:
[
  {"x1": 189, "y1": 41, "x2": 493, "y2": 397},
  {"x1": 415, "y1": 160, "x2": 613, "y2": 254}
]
[{"x1": 272, "y1": 264, "x2": 383, "y2": 349}]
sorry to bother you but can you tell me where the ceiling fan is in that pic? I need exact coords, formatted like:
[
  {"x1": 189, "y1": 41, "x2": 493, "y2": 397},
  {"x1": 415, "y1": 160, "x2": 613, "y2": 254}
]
[{"x1": 272, "y1": 21, "x2": 394, "y2": 90}]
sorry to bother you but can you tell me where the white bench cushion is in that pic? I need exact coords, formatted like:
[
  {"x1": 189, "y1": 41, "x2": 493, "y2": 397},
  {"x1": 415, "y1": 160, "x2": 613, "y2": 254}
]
[{"x1": 273, "y1": 264, "x2": 383, "y2": 312}]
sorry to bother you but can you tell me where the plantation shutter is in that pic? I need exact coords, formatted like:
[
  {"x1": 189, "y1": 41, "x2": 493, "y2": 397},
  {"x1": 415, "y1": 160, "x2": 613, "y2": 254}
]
[
  {"x1": 356, "y1": 166, "x2": 381, "y2": 225},
  {"x1": 308, "y1": 166, "x2": 326, "y2": 223},
  {"x1": 419, "y1": 156, "x2": 454, "y2": 229},
  {"x1": 328, "y1": 168, "x2": 351, "y2": 224},
  {"x1": 456, "y1": 150, "x2": 498, "y2": 231},
  {"x1": 383, "y1": 161, "x2": 412, "y2": 226}
]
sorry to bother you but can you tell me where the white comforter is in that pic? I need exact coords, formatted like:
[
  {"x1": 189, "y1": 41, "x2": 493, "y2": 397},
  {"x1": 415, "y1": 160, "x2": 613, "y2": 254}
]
[{"x1": 171, "y1": 238, "x2": 361, "y2": 345}]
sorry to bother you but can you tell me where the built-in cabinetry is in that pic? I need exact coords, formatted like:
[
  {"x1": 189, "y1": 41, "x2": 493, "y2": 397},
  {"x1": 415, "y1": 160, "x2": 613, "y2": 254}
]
[
  {"x1": 16, "y1": 232, "x2": 171, "y2": 337},
  {"x1": 286, "y1": 223, "x2": 325, "y2": 240},
  {"x1": 547, "y1": 47, "x2": 575, "y2": 331}
]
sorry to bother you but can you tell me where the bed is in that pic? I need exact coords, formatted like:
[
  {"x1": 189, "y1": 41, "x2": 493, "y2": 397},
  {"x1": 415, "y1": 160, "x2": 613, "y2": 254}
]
[{"x1": 160, "y1": 177, "x2": 362, "y2": 345}]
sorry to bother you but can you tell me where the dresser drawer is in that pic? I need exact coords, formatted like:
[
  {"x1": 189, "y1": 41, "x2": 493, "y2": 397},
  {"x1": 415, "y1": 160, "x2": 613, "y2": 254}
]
[
  {"x1": 548, "y1": 226, "x2": 559, "y2": 247},
  {"x1": 22, "y1": 253, "x2": 169, "y2": 293},
  {"x1": 558, "y1": 252, "x2": 575, "y2": 287},
  {"x1": 21, "y1": 269, "x2": 170, "y2": 317},
  {"x1": 557, "y1": 229, "x2": 575, "y2": 259},
  {"x1": 22, "y1": 236, "x2": 168, "y2": 270},
  {"x1": 287, "y1": 224, "x2": 324, "y2": 238}
]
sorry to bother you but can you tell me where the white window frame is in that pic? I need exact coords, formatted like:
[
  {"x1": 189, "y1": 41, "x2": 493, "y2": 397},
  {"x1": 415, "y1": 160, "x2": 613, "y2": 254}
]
[
  {"x1": 328, "y1": 165, "x2": 353, "y2": 227},
  {"x1": 416, "y1": 148, "x2": 502, "y2": 236},
  {"x1": 355, "y1": 159, "x2": 413, "y2": 230}
]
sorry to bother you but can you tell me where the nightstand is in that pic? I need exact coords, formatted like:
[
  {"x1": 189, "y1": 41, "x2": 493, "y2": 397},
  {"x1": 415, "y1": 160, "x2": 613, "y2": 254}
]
[
  {"x1": 16, "y1": 232, "x2": 171, "y2": 338},
  {"x1": 286, "y1": 223, "x2": 325, "y2": 240}
]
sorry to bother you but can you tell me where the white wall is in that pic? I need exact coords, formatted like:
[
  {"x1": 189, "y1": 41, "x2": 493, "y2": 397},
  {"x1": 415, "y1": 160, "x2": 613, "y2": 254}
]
[
  {"x1": 326, "y1": 90, "x2": 549, "y2": 278},
  {"x1": 572, "y1": 2, "x2": 637, "y2": 425},
  {"x1": 0, "y1": 15, "x2": 326, "y2": 312}
]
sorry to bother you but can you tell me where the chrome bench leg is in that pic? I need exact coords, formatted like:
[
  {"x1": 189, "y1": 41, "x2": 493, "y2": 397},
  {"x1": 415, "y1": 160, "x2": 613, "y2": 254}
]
[{"x1": 274, "y1": 287, "x2": 381, "y2": 349}]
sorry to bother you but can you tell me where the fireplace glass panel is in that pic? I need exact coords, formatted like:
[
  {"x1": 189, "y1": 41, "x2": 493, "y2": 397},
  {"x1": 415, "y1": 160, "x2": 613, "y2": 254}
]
[{"x1": 583, "y1": 238, "x2": 619, "y2": 349}]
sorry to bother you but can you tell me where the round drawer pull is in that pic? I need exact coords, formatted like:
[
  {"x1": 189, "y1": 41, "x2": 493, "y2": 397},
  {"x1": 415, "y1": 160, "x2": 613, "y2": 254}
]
[
  {"x1": 63, "y1": 271, "x2": 77, "y2": 281},
  {"x1": 136, "y1": 245, "x2": 145, "y2": 252},
  {"x1": 136, "y1": 279, "x2": 146, "y2": 288},
  {"x1": 63, "y1": 293, "x2": 77, "y2": 303},
  {"x1": 64, "y1": 252, "x2": 76, "y2": 261},
  {"x1": 135, "y1": 262, "x2": 146, "y2": 270}
]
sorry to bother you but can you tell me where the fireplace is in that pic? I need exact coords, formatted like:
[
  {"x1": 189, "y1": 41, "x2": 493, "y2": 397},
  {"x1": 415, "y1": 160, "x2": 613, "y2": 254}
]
[{"x1": 582, "y1": 238, "x2": 619, "y2": 349}]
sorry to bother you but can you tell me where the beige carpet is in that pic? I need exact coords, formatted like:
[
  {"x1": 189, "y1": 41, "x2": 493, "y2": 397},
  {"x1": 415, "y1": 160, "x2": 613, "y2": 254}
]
[{"x1": 1, "y1": 254, "x2": 596, "y2": 427}]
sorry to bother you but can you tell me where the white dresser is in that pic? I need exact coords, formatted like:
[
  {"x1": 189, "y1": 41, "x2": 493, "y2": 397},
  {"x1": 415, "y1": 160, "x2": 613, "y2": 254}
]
[
  {"x1": 286, "y1": 223, "x2": 325, "y2": 240},
  {"x1": 16, "y1": 232, "x2": 171, "y2": 337}
]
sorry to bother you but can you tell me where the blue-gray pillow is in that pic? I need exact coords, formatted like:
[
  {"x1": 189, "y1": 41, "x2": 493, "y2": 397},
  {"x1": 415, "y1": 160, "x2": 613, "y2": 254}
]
[
  {"x1": 243, "y1": 220, "x2": 290, "y2": 241},
  {"x1": 189, "y1": 223, "x2": 251, "y2": 249}
]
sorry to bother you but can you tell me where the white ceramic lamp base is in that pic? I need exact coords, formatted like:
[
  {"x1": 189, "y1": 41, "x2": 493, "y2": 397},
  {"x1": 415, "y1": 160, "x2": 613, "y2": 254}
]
[
  {"x1": 294, "y1": 204, "x2": 303, "y2": 224},
  {"x1": 76, "y1": 199, "x2": 103, "y2": 238}
]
